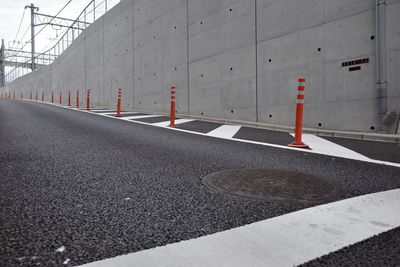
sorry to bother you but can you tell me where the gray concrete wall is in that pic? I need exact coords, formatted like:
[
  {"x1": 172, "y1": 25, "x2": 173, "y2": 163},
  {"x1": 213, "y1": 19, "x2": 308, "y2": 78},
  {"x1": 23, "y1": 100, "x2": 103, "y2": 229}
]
[{"x1": 2, "y1": 0, "x2": 400, "y2": 133}]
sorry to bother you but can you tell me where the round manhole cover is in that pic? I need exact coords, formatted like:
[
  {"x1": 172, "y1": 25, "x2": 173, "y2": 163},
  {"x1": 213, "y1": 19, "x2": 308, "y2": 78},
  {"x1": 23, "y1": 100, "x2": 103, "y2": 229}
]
[{"x1": 202, "y1": 169, "x2": 343, "y2": 203}]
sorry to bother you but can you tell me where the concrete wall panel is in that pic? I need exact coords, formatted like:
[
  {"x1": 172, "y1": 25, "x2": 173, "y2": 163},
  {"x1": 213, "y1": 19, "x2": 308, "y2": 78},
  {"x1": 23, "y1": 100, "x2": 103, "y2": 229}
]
[
  {"x1": 2, "y1": 0, "x2": 400, "y2": 133},
  {"x1": 85, "y1": 17, "x2": 105, "y2": 107},
  {"x1": 103, "y1": 0, "x2": 134, "y2": 110},
  {"x1": 257, "y1": 0, "x2": 323, "y2": 43},
  {"x1": 189, "y1": 0, "x2": 256, "y2": 121},
  {"x1": 134, "y1": 0, "x2": 188, "y2": 114}
]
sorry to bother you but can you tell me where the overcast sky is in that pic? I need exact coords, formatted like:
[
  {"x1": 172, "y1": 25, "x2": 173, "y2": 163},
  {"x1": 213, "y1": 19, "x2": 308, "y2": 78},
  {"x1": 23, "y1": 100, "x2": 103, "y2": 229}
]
[{"x1": 0, "y1": 0, "x2": 118, "y2": 53}]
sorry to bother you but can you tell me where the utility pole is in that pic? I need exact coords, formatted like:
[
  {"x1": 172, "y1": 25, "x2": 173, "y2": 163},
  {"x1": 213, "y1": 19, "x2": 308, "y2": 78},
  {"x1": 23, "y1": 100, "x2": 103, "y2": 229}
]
[
  {"x1": 0, "y1": 39, "x2": 5, "y2": 87},
  {"x1": 2, "y1": 3, "x2": 90, "y2": 84},
  {"x1": 25, "y1": 3, "x2": 39, "y2": 71}
]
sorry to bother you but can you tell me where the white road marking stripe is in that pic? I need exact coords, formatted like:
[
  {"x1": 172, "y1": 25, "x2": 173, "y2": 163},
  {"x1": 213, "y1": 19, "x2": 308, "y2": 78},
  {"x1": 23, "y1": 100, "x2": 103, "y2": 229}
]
[
  {"x1": 23, "y1": 100, "x2": 400, "y2": 168},
  {"x1": 78, "y1": 189, "x2": 400, "y2": 267},
  {"x1": 291, "y1": 133, "x2": 370, "y2": 161},
  {"x1": 90, "y1": 110, "x2": 117, "y2": 113},
  {"x1": 206, "y1": 125, "x2": 241, "y2": 139},
  {"x1": 101, "y1": 112, "x2": 138, "y2": 116},
  {"x1": 121, "y1": 114, "x2": 162, "y2": 120},
  {"x1": 152, "y1": 119, "x2": 195, "y2": 127}
]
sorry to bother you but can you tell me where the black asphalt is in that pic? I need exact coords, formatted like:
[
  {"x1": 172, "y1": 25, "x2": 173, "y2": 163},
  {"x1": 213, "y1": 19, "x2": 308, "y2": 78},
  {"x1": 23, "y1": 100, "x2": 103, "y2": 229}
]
[
  {"x1": 233, "y1": 126, "x2": 294, "y2": 146},
  {"x1": 174, "y1": 120, "x2": 222, "y2": 133},
  {"x1": 0, "y1": 100, "x2": 399, "y2": 267},
  {"x1": 302, "y1": 227, "x2": 400, "y2": 267},
  {"x1": 324, "y1": 137, "x2": 400, "y2": 163}
]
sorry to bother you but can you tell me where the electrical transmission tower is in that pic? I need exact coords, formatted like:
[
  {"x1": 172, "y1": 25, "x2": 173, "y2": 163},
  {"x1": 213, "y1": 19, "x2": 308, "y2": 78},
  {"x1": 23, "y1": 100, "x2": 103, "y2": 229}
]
[
  {"x1": 0, "y1": 3, "x2": 90, "y2": 87},
  {"x1": 25, "y1": 3, "x2": 39, "y2": 70}
]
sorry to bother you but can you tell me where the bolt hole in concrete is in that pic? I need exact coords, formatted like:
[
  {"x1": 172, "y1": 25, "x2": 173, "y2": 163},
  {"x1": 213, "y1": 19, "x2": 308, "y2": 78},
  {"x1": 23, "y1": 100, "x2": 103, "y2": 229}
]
[
  {"x1": 202, "y1": 169, "x2": 343, "y2": 203},
  {"x1": 318, "y1": 48, "x2": 321, "y2": 52},
  {"x1": 371, "y1": 35, "x2": 375, "y2": 40},
  {"x1": 318, "y1": 123, "x2": 322, "y2": 127},
  {"x1": 269, "y1": 114, "x2": 272, "y2": 118},
  {"x1": 371, "y1": 126, "x2": 375, "y2": 130},
  {"x1": 231, "y1": 110, "x2": 234, "y2": 113}
]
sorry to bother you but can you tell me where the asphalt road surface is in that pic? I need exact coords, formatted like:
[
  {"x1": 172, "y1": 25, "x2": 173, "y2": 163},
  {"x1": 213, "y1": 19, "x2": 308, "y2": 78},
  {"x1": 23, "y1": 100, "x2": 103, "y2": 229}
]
[{"x1": 0, "y1": 100, "x2": 399, "y2": 266}]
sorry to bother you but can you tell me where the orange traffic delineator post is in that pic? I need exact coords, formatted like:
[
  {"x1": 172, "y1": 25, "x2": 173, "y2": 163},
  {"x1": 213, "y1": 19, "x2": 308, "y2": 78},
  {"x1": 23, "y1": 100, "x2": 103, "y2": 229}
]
[
  {"x1": 76, "y1": 90, "x2": 80, "y2": 108},
  {"x1": 116, "y1": 88, "x2": 122, "y2": 117},
  {"x1": 68, "y1": 90, "x2": 71, "y2": 106},
  {"x1": 86, "y1": 89, "x2": 90, "y2": 111},
  {"x1": 59, "y1": 91, "x2": 62, "y2": 104},
  {"x1": 288, "y1": 77, "x2": 309, "y2": 148},
  {"x1": 51, "y1": 91, "x2": 54, "y2": 103},
  {"x1": 30, "y1": 91, "x2": 32, "y2": 100},
  {"x1": 21, "y1": 92, "x2": 23, "y2": 99},
  {"x1": 169, "y1": 85, "x2": 176, "y2": 128}
]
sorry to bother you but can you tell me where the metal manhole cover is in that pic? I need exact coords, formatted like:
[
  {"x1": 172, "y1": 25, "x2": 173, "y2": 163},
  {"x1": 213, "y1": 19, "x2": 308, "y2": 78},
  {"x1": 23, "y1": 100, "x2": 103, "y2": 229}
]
[{"x1": 202, "y1": 169, "x2": 343, "y2": 203}]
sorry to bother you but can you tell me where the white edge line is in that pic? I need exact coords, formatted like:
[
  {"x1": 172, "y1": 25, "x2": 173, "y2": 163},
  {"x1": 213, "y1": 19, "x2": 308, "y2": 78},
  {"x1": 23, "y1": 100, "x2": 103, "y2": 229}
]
[
  {"x1": 22, "y1": 100, "x2": 400, "y2": 168},
  {"x1": 78, "y1": 188, "x2": 400, "y2": 267}
]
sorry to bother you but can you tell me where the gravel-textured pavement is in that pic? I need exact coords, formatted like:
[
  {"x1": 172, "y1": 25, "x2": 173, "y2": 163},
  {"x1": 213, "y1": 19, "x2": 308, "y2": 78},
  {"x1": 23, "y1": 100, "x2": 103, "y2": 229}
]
[
  {"x1": 301, "y1": 227, "x2": 400, "y2": 267},
  {"x1": 325, "y1": 136, "x2": 400, "y2": 163},
  {"x1": 0, "y1": 100, "x2": 399, "y2": 267}
]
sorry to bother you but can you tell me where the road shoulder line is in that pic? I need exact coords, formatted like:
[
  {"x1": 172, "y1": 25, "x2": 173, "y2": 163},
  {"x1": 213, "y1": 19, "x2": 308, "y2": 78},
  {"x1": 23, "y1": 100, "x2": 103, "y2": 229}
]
[{"x1": 79, "y1": 189, "x2": 400, "y2": 267}]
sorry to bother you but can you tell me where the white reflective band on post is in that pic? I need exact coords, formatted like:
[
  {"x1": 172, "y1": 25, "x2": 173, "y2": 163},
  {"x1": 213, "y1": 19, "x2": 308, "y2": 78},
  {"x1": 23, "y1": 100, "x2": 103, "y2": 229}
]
[
  {"x1": 297, "y1": 91, "x2": 304, "y2": 96},
  {"x1": 299, "y1": 82, "x2": 305, "y2": 86},
  {"x1": 297, "y1": 99, "x2": 304, "y2": 104}
]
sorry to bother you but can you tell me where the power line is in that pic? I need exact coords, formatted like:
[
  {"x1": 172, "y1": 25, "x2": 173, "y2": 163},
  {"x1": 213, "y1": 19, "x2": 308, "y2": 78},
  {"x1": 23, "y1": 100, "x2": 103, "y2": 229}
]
[
  {"x1": 7, "y1": 24, "x2": 31, "y2": 62},
  {"x1": 7, "y1": 9, "x2": 28, "y2": 61},
  {"x1": 6, "y1": 0, "x2": 112, "y2": 80},
  {"x1": 20, "y1": 24, "x2": 31, "y2": 43},
  {"x1": 14, "y1": 9, "x2": 27, "y2": 42},
  {"x1": 10, "y1": 0, "x2": 74, "y2": 65}
]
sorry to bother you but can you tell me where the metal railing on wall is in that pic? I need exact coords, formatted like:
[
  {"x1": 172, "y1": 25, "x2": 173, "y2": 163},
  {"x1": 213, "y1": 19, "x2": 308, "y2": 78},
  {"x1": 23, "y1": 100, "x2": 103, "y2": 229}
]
[{"x1": 4, "y1": 0, "x2": 118, "y2": 84}]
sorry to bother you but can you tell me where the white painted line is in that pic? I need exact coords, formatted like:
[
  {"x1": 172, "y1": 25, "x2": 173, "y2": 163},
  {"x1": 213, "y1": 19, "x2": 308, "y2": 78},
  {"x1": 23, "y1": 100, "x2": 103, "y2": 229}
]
[
  {"x1": 152, "y1": 119, "x2": 195, "y2": 127},
  {"x1": 101, "y1": 112, "x2": 138, "y2": 116},
  {"x1": 291, "y1": 133, "x2": 370, "y2": 161},
  {"x1": 78, "y1": 189, "x2": 400, "y2": 267},
  {"x1": 90, "y1": 110, "x2": 117, "y2": 113},
  {"x1": 121, "y1": 114, "x2": 162, "y2": 120},
  {"x1": 207, "y1": 125, "x2": 241, "y2": 138},
  {"x1": 22, "y1": 100, "x2": 400, "y2": 168}
]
